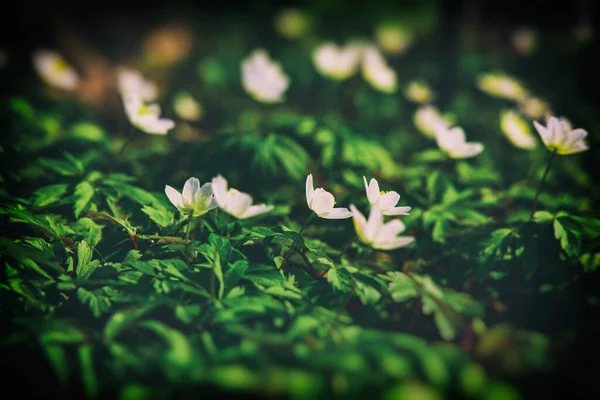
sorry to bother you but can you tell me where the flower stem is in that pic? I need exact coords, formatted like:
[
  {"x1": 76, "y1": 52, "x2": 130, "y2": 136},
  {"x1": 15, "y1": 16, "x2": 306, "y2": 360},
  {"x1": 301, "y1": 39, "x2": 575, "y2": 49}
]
[
  {"x1": 529, "y1": 149, "x2": 557, "y2": 221},
  {"x1": 185, "y1": 215, "x2": 193, "y2": 244},
  {"x1": 280, "y1": 213, "x2": 315, "y2": 269},
  {"x1": 337, "y1": 237, "x2": 356, "y2": 262},
  {"x1": 108, "y1": 126, "x2": 137, "y2": 174}
]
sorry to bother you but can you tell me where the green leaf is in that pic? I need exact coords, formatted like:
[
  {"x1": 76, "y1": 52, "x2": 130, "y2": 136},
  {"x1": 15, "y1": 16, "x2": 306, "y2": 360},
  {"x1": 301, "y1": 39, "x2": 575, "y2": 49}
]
[
  {"x1": 78, "y1": 344, "x2": 98, "y2": 398},
  {"x1": 74, "y1": 181, "x2": 95, "y2": 218},
  {"x1": 288, "y1": 315, "x2": 321, "y2": 339},
  {"x1": 70, "y1": 122, "x2": 105, "y2": 142},
  {"x1": 554, "y1": 215, "x2": 582, "y2": 257},
  {"x1": 32, "y1": 184, "x2": 69, "y2": 208},
  {"x1": 76, "y1": 240, "x2": 100, "y2": 279},
  {"x1": 142, "y1": 205, "x2": 174, "y2": 228},
  {"x1": 43, "y1": 345, "x2": 69, "y2": 386},
  {"x1": 73, "y1": 218, "x2": 103, "y2": 247},
  {"x1": 386, "y1": 272, "x2": 419, "y2": 302},
  {"x1": 77, "y1": 288, "x2": 111, "y2": 317}
]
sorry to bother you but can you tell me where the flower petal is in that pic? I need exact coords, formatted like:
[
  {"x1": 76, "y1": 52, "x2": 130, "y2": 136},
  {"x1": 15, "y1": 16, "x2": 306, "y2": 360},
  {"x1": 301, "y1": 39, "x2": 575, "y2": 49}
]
[
  {"x1": 226, "y1": 190, "x2": 253, "y2": 217},
  {"x1": 382, "y1": 206, "x2": 411, "y2": 216},
  {"x1": 365, "y1": 177, "x2": 380, "y2": 205},
  {"x1": 350, "y1": 204, "x2": 368, "y2": 243},
  {"x1": 379, "y1": 191, "x2": 400, "y2": 210},
  {"x1": 322, "y1": 207, "x2": 353, "y2": 219},
  {"x1": 305, "y1": 174, "x2": 314, "y2": 206},
  {"x1": 211, "y1": 175, "x2": 229, "y2": 208},
  {"x1": 182, "y1": 177, "x2": 200, "y2": 206},
  {"x1": 239, "y1": 204, "x2": 274, "y2": 219},
  {"x1": 375, "y1": 236, "x2": 415, "y2": 250},
  {"x1": 311, "y1": 190, "x2": 335, "y2": 216},
  {"x1": 165, "y1": 185, "x2": 184, "y2": 209},
  {"x1": 365, "y1": 202, "x2": 383, "y2": 240}
]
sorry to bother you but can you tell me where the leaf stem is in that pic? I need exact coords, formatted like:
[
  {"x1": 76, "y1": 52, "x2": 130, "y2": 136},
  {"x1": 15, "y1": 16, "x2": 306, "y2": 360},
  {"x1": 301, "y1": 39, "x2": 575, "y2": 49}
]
[{"x1": 529, "y1": 149, "x2": 557, "y2": 221}]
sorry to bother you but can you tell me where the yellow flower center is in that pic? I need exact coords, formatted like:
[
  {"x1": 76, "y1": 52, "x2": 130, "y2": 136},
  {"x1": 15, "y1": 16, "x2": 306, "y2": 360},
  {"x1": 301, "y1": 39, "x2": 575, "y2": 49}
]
[
  {"x1": 137, "y1": 104, "x2": 155, "y2": 116},
  {"x1": 54, "y1": 58, "x2": 70, "y2": 73}
]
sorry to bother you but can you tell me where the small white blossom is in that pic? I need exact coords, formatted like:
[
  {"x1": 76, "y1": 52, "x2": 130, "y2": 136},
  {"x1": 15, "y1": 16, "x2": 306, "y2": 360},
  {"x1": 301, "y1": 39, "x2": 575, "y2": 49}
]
[
  {"x1": 533, "y1": 116, "x2": 588, "y2": 155},
  {"x1": 477, "y1": 73, "x2": 528, "y2": 101},
  {"x1": 173, "y1": 92, "x2": 203, "y2": 121},
  {"x1": 241, "y1": 49, "x2": 290, "y2": 103},
  {"x1": 212, "y1": 175, "x2": 274, "y2": 219},
  {"x1": 404, "y1": 81, "x2": 434, "y2": 104},
  {"x1": 350, "y1": 203, "x2": 414, "y2": 250},
  {"x1": 165, "y1": 177, "x2": 218, "y2": 217},
  {"x1": 414, "y1": 105, "x2": 451, "y2": 138},
  {"x1": 305, "y1": 174, "x2": 352, "y2": 219},
  {"x1": 434, "y1": 125, "x2": 484, "y2": 159},
  {"x1": 117, "y1": 68, "x2": 158, "y2": 102},
  {"x1": 33, "y1": 50, "x2": 79, "y2": 91},
  {"x1": 375, "y1": 24, "x2": 413, "y2": 55},
  {"x1": 362, "y1": 46, "x2": 397, "y2": 93},
  {"x1": 123, "y1": 95, "x2": 175, "y2": 135},
  {"x1": 312, "y1": 42, "x2": 363, "y2": 81},
  {"x1": 363, "y1": 177, "x2": 411, "y2": 216},
  {"x1": 500, "y1": 110, "x2": 537, "y2": 149}
]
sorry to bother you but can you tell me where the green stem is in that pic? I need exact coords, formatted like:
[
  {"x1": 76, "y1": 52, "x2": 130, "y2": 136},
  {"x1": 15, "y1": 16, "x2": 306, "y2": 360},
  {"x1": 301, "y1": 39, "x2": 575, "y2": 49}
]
[
  {"x1": 280, "y1": 213, "x2": 315, "y2": 269},
  {"x1": 185, "y1": 215, "x2": 193, "y2": 244},
  {"x1": 529, "y1": 149, "x2": 557, "y2": 221},
  {"x1": 108, "y1": 126, "x2": 137, "y2": 174}
]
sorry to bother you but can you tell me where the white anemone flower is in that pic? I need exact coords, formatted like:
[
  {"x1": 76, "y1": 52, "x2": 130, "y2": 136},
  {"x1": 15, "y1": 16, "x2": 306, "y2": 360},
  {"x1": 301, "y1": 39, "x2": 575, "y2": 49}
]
[
  {"x1": 123, "y1": 95, "x2": 175, "y2": 135},
  {"x1": 312, "y1": 42, "x2": 363, "y2": 81},
  {"x1": 212, "y1": 175, "x2": 274, "y2": 219},
  {"x1": 33, "y1": 50, "x2": 79, "y2": 91},
  {"x1": 500, "y1": 110, "x2": 537, "y2": 149},
  {"x1": 361, "y1": 45, "x2": 397, "y2": 93},
  {"x1": 241, "y1": 49, "x2": 290, "y2": 103},
  {"x1": 414, "y1": 105, "x2": 451, "y2": 139},
  {"x1": 350, "y1": 203, "x2": 414, "y2": 250},
  {"x1": 363, "y1": 177, "x2": 411, "y2": 216},
  {"x1": 305, "y1": 174, "x2": 353, "y2": 219},
  {"x1": 117, "y1": 68, "x2": 158, "y2": 102},
  {"x1": 477, "y1": 73, "x2": 528, "y2": 101},
  {"x1": 533, "y1": 116, "x2": 588, "y2": 155},
  {"x1": 165, "y1": 177, "x2": 218, "y2": 217},
  {"x1": 434, "y1": 125, "x2": 484, "y2": 159}
]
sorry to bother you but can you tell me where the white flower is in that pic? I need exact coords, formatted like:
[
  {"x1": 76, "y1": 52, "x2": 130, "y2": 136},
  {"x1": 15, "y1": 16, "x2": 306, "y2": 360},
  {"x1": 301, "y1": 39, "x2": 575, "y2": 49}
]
[
  {"x1": 518, "y1": 96, "x2": 551, "y2": 120},
  {"x1": 117, "y1": 68, "x2": 158, "y2": 102},
  {"x1": 312, "y1": 42, "x2": 363, "y2": 81},
  {"x1": 123, "y1": 95, "x2": 175, "y2": 135},
  {"x1": 241, "y1": 49, "x2": 290, "y2": 103},
  {"x1": 404, "y1": 81, "x2": 434, "y2": 104},
  {"x1": 477, "y1": 73, "x2": 528, "y2": 101},
  {"x1": 375, "y1": 24, "x2": 413, "y2": 55},
  {"x1": 363, "y1": 177, "x2": 411, "y2": 216},
  {"x1": 275, "y1": 8, "x2": 310, "y2": 39},
  {"x1": 533, "y1": 116, "x2": 588, "y2": 155},
  {"x1": 165, "y1": 177, "x2": 218, "y2": 217},
  {"x1": 414, "y1": 105, "x2": 451, "y2": 138},
  {"x1": 305, "y1": 174, "x2": 353, "y2": 219},
  {"x1": 434, "y1": 125, "x2": 484, "y2": 159},
  {"x1": 500, "y1": 110, "x2": 537, "y2": 149},
  {"x1": 361, "y1": 46, "x2": 397, "y2": 93},
  {"x1": 173, "y1": 92, "x2": 203, "y2": 121},
  {"x1": 33, "y1": 50, "x2": 79, "y2": 91},
  {"x1": 350, "y1": 203, "x2": 414, "y2": 250},
  {"x1": 212, "y1": 175, "x2": 274, "y2": 219}
]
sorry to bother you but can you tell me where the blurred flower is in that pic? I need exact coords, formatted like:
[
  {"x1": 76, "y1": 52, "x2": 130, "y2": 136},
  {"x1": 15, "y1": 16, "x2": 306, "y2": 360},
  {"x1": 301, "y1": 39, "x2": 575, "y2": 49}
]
[
  {"x1": 117, "y1": 68, "x2": 158, "y2": 102},
  {"x1": 518, "y1": 96, "x2": 551, "y2": 120},
  {"x1": 500, "y1": 110, "x2": 537, "y2": 149},
  {"x1": 512, "y1": 28, "x2": 537, "y2": 56},
  {"x1": 123, "y1": 95, "x2": 175, "y2": 135},
  {"x1": 306, "y1": 174, "x2": 353, "y2": 219},
  {"x1": 275, "y1": 8, "x2": 310, "y2": 39},
  {"x1": 363, "y1": 177, "x2": 411, "y2": 216},
  {"x1": 414, "y1": 105, "x2": 451, "y2": 138},
  {"x1": 165, "y1": 177, "x2": 217, "y2": 217},
  {"x1": 173, "y1": 92, "x2": 203, "y2": 122},
  {"x1": 349, "y1": 203, "x2": 414, "y2": 250},
  {"x1": 212, "y1": 175, "x2": 274, "y2": 219},
  {"x1": 405, "y1": 81, "x2": 434, "y2": 104},
  {"x1": 142, "y1": 24, "x2": 193, "y2": 68},
  {"x1": 241, "y1": 49, "x2": 290, "y2": 103},
  {"x1": 312, "y1": 42, "x2": 363, "y2": 80},
  {"x1": 533, "y1": 116, "x2": 588, "y2": 155},
  {"x1": 434, "y1": 125, "x2": 484, "y2": 159},
  {"x1": 477, "y1": 73, "x2": 527, "y2": 101},
  {"x1": 375, "y1": 24, "x2": 413, "y2": 55},
  {"x1": 33, "y1": 50, "x2": 79, "y2": 91},
  {"x1": 362, "y1": 45, "x2": 397, "y2": 93}
]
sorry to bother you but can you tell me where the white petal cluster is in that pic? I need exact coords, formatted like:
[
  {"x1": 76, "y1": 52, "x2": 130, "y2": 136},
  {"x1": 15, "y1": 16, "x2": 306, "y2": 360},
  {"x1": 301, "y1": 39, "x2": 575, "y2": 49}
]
[
  {"x1": 414, "y1": 105, "x2": 451, "y2": 139},
  {"x1": 241, "y1": 50, "x2": 290, "y2": 103},
  {"x1": 312, "y1": 42, "x2": 363, "y2": 81},
  {"x1": 533, "y1": 116, "x2": 588, "y2": 155},
  {"x1": 434, "y1": 125, "x2": 484, "y2": 159},
  {"x1": 477, "y1": 73, "x2": 527, "y2": 101},
  {"x1": 350, "y1": 203, "x2": 414, "y2": 251},
  {"x1": 305, "y1": 174, "x2": 353, "y2": 219},
  {"x1": 361, "y1": 45, "x2": 397, "y2": 93},
  {"x1": 212, "y1": 175, "x2": 274, "y2": 219},
  {"x1": 33, "y1": 50, "x2": 79, "y2": 91},
  {"x1": 165, "y1": 178, "x2": 218, "y2": 217},
  {"x1": 500, "y1": 110, "x2": 537, "y2": 149}
]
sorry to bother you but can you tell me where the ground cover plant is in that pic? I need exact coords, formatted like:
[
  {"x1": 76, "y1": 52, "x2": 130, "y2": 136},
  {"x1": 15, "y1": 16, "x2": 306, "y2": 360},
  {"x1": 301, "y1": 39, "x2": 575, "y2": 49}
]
[{"x1": 1, "y1": 1, "x2": 600, "y2": 398}]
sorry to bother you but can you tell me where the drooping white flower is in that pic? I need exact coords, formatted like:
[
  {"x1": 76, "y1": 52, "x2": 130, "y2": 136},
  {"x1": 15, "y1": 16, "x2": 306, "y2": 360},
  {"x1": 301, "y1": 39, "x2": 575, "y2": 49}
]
[
  {"x1": 33, "y1": 50, "x2": 79, "y2": 91},
  {"x1": 434, "y1": 125, "x2": 484, "y2": 159},
  {"x1": 414, "y1": 105, "x2": 451, "y2": 138},
  {"x1": 312, "y1": 42, "x2": 363, "y2": 81},
  {"x1": 404, "y1": 81, "x2": 434, "y2": 104},
  {"x1": 241, "y1": 49, "x2": 290, "y2": 103},
  {"x1": 117, "y1": 68, "x2": 158, "y2": 102},
  {"x1": 173, "y1": 92, "x2": 203, "y2": 121},
  {"x1": 363, "y1": 177, "x2": 411, "y2": 216},
  {"x1": 305, "y1": 174, "x2": 352, "y2": 219},
  {"x1": 165, "y1": 177, "x2": 218, "y2": 217},
  {"x1": 212, "y1": 175, "x2": 274, "y2": 219},
  {"x1": 477, "y1": 73, "x2": 528, "y2": 101},
  {"x1": 275, "y1": 8, "x2": 310, "y2": 39},
  {"x1": 361, "y1": 45, "x2": 397, "y2": 93},
  {"x1": 350, "y1": 203, "x2": 414, "y2": 250},
  {"x1": 533, "y1": 116, "x2": 588, "y2": 155},
  {"x1": 500, "y1": 110, "x2": 537, "y2": 149},
  {"x1": 123, "y1": 95, "x2": 175, "y2": 135},
  {"x1": 375, "y1": 24, "x2": 413, "y2": 55}
]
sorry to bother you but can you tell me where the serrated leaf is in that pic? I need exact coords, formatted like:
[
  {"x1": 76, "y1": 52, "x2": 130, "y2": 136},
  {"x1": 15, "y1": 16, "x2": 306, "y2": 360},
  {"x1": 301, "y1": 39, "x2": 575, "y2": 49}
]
[{"x1": 74, "y1": 181, "x2": 95, "y2": 218}]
